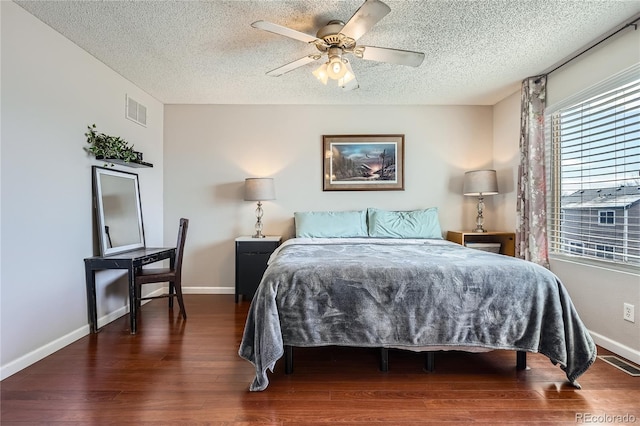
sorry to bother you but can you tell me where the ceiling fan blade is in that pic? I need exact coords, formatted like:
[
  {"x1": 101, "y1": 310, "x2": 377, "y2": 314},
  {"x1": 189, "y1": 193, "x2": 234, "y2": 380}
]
[
  {"x1": 359, "y1": 46, "x2": 425, "y2": 67},
  {"x1": 340, "y1": 0, "x2": 391, "y2": 42},
  {"x1": 251, "y1": 20, "x2": 320, "y2": 44},
  {"x1": 265, "y1": 55, "x2": 319, "y2": 77}
]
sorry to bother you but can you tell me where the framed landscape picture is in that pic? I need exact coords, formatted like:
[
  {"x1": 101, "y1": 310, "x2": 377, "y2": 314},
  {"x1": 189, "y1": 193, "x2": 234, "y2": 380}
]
[{"x1": 323, "y1": 134, "x2": 405, "y2": 191}]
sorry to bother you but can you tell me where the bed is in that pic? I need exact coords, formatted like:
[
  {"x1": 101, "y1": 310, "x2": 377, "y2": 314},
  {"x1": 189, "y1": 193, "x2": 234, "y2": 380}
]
[{"x1": 238, "y1": 208, "x2": 596, "y2": 391}]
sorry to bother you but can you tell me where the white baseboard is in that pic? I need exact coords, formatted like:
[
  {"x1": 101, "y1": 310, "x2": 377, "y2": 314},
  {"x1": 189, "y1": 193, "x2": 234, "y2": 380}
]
[
  {"x1": 0, "y1": 287, "x2": 230, "y2": 380},
  {"x1": 182, "y1": 286, "x2": 234, "y2": 294},
  {"x1": 0, "y1": 323, "x2": 90, "y2": 381},
  {"x1": 589, "y1": 330, "x2": 640, "y2": 365},
  {"x1": 0, "y1": 293, "x2": 156, "y2": 381}
]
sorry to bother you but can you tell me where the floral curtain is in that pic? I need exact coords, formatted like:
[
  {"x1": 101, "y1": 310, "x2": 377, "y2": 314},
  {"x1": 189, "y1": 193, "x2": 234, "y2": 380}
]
[{"x1": 516, "y1": 75, "x2": 549, "y2": 268}]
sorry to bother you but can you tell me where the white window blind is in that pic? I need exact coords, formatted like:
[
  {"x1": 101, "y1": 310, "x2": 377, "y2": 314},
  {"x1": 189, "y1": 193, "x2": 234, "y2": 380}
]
[{"x1": 546, "y1": 64, "x2": 640, "y2": 267}]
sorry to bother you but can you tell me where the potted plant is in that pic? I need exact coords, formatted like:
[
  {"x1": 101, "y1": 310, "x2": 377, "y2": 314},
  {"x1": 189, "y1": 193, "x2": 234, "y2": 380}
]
[{"x1": 84, "y1": 124, "x2": 139, "y2": 166}]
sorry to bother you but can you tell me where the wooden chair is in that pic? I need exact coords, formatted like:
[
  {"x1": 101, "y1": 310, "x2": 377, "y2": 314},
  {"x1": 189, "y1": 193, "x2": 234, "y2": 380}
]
[{"x1": 135, "y1": 218, "x2": 189, "y2": 320}]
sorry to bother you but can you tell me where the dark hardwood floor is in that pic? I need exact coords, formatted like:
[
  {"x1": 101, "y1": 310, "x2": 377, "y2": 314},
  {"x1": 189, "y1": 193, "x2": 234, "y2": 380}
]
[{"x1": 2, "y1": 295, "x2": 639, "y2": 424}]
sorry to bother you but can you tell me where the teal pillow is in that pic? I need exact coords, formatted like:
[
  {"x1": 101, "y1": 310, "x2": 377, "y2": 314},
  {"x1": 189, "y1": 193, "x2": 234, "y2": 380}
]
[
  {"x1": 294, "y1": 210, "x2": 368, "y2": 238},
  {"x1": 367, "y1": 207, "x2": 443, "y2": 239}
]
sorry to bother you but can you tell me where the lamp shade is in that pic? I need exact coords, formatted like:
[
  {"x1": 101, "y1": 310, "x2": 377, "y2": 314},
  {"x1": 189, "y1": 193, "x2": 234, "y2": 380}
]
[
  {"x1": 463, "y1": 170, "x2": 499, "y2": 196},
  {"x1": 244, "y1": 178, "x2": 276, "y2": 201},
  {"x1": 313, "y1": 63, "x2": 329, "y2": 85}
]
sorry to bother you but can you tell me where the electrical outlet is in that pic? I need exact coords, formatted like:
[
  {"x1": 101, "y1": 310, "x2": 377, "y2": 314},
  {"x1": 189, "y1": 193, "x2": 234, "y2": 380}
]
[{"x1": 623, "y1": 303, "x2": 635, "y2": 323}]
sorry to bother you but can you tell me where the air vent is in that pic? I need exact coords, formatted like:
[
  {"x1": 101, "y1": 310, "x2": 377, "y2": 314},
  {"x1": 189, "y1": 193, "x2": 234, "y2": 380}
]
[
  {"x1": 125, "y1": 95, "x2": 147, "y2": 127},
  {"x1": 598, "y1": 355, "x2": 640, "y2": 376}
]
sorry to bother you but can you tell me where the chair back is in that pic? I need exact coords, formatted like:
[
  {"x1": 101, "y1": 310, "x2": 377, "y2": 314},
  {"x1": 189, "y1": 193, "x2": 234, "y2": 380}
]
[{"x1": 174, "y1": 218, "x2": 189, "y2": 279}]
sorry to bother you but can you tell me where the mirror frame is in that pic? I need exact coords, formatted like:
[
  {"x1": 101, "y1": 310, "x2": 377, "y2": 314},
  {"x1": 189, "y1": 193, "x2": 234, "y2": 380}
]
[{"x1": 92, "y1": 166, "x2": 146, "y2": 256}]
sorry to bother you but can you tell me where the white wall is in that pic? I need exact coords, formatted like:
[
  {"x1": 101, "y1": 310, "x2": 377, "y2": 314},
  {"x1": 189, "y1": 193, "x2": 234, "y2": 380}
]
[
  {"x1": 492, "y1": 91, "x2": 521, "y2": 232},
  {"x1": 547, "y1": 26, "x2": 640, "y2": 106},
  {"x1": 0, "y1": 2, "x2": 165, "y2": 379},
  {"x1": 163, "y1": 104, "x2": 495, "y2": 290},
  {"x1": 550, "y1": 259, "x2": 640, "y2": 363}
]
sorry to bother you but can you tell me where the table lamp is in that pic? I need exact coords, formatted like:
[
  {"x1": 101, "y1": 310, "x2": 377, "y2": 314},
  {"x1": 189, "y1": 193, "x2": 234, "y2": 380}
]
[
  {"x1": 463, "y1": 170, "x2": 498, "y2": 233},
  {"x1": 244, "y1": 178, "x2": 276, "y2": 238}
]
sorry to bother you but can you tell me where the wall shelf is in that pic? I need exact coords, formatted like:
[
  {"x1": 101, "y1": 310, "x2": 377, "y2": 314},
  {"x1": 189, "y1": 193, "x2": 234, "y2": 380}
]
[{"x1": 97, "y1": 158, "x2": 153, "y2": 168}]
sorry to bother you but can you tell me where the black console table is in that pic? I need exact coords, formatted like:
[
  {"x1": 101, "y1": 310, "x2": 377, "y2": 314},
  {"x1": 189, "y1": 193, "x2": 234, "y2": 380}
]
[{"x1": 84, "y1": 247, "x2": 175, "y2": 334}]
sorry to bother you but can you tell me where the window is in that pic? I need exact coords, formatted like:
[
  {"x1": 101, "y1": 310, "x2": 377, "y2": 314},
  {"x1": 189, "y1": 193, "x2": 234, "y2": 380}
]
[
  {"x1": 569, "y1": 241, "x2": 584, "y2": 255},
  {"x1": 546, "y1": 66, "x2": 640, "y2": 267},
  {"x1": 595, "y1": 244, "x2": 614, "y2": 259},
  {"x1": 598, "y1": 210, "x2": 615, "y2": 225}
]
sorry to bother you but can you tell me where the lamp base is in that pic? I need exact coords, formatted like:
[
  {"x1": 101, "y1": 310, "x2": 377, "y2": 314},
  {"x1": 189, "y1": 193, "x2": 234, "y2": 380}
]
[
  {"x1": 473, "y1": 196, "x2": 487, "y2": 234},
  {"x1": 252, "y1": 201, "x2": 266, "y2": 238}
]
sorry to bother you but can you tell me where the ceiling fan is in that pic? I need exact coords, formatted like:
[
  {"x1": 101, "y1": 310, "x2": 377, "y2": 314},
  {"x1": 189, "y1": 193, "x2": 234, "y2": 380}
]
[{"x1": 251, "y1": 0, "x2": 425, "y2": 91}]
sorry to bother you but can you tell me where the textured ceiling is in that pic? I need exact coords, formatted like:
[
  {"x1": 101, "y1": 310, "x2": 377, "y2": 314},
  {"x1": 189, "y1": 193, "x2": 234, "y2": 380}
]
[{"x1": 15, "y1": 0, "x2": 640, "y2": 105}]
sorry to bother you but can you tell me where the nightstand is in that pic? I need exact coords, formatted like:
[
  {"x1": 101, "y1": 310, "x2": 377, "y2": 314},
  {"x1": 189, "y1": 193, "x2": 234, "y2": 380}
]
[
  {"x1": 446, "y1": 231, "x2": 515, "y2": 257},
  {"x1": 235, "y1": 236, "x2": 282, "y2": 302}
]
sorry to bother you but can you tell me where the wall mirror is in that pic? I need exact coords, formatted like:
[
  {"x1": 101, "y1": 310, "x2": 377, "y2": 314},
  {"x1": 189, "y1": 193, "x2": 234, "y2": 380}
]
[{"x1": 93, "y1": 166, "x2": 145, "y2": 256}]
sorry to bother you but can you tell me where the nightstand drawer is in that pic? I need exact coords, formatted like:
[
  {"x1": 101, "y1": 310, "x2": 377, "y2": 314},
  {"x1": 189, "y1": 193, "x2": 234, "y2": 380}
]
[
  {"x1": 235, "y1": 236, "x2": 282, "y2": 302},
  {"x1": 236, "y1": 240, "x2": 280, "y2": 254}
]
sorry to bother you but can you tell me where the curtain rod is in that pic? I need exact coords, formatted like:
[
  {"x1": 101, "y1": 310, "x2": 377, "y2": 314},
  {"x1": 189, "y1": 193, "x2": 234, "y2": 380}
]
[{"x1": 542, "y1": 13, "x2": 640, "y2": 76}]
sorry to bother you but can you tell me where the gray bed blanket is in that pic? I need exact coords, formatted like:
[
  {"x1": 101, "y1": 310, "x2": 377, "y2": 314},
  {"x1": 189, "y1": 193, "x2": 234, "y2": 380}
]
[{"x1": 238, "y1": 238, "x2": 596, "y2": 391}]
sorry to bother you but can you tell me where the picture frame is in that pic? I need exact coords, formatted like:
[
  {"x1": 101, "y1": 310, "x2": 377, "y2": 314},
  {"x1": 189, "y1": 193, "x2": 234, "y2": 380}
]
[{"x1": 323, "y1": 134, "x2": 405, "y2": 191}]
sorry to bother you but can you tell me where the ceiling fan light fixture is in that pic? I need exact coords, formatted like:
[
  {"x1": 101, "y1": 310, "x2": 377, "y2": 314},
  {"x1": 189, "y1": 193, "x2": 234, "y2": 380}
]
[
  {"x1": 312, "y1": 63, "x2": 329, "y2": 85},
  {"x1": 338, "y1": 69, "x2": 355, "y2": 86},
  {"x1": 339, "y1": 59, "x2": 358, "y2": 91},
  {"x1": 325, "y1": 47, "x2": 347, "y2": 80},
  {"x1": 326, "y1": 57, "x2": 348, "y2": 80}
]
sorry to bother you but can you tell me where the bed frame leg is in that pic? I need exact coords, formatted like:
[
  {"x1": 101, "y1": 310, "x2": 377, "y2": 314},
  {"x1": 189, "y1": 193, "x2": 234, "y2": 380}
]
[
  {"x1": 380, "y1": 348, "x2": 389, "y2": 372},
  {"x1": 516, "y1": 351, "x2": 527, "y2": 370},
  {"x1": 285, "y1": 345, "x2": 293, "y2": 374},
  {"x1": 425, "y1": 351, "x2": 435, "y2": 372}
]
